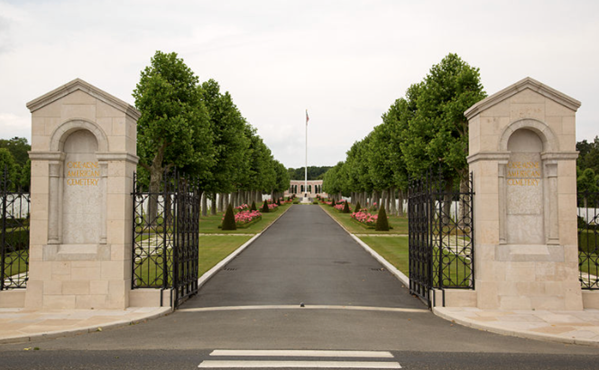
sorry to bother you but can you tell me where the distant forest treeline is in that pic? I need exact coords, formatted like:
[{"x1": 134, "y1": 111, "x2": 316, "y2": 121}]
[{"x1": 287, "y1": 166, "x2": 332, "y2": 180}]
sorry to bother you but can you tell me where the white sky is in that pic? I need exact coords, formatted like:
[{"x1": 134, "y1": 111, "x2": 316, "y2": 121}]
[{"x1": 1, "y1": 0, "x2": 598, "y2": 169}]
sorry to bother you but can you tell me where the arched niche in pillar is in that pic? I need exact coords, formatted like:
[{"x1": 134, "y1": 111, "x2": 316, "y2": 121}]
[
  {"x1": 498, "y1": 119, "x2": 559, "y2": 245},
  {"x1": 47, "y1": 120, "x2": 109, "y2": 247}
]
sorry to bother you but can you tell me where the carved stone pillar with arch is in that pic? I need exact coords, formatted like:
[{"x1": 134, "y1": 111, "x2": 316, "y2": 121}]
[
  {"x1": 24, "y1": 79, "x2": 139, "y2": 310},
  {"x1": 462, "y1": 77, "x2": 584, "y2": 311}
]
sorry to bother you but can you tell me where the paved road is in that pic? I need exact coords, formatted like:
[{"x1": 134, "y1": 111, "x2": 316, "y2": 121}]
[
  {"x1": 1, "y1": 206, "x2": 598, "y2": 369},
  {"x1": 186, "y1": 205, "x2": 421, "y2": 309}
]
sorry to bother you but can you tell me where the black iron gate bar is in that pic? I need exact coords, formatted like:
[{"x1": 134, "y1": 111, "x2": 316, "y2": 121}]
[
  {"x1": 578, "y1": 191, "x2": 599, "y2": 290},
  {"x1": 131, "y1": 170, "x2": 200, "y2": 308},
  {"x1": 0, "y1": 167, "x2": 30, "y2": 291},
  {"x1": 408, "y1": 167, "x2": 474, "y2": 307}
]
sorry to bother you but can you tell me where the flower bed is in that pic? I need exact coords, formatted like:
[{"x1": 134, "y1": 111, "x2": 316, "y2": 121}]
[
  {"x1": 220, "y1": 210, "x2": 262, "y2": 229},
  {"x1": 235, "y1": 204, "x2": 250, "y2": 212},
  {"x1": 268, "y1": 203, "x2": 279, "y2": 211},
  {"x1": 350, "y1": 210, "x2": 378, "y2": 229}
]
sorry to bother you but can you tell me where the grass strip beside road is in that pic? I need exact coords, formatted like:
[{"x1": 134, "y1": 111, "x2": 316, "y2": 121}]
[
  {"x1": 200, "y1": 235, "x2": 253, "y2": 276},
  {"x1": 359, "y1": 235, "x2": 409, "y2": 275},
  {"x1": 318, "y1": 204, "x2": 408, "y2": 234},
  {"x1": 200, "y1": 203, "x2": 292, "y2": 234}
]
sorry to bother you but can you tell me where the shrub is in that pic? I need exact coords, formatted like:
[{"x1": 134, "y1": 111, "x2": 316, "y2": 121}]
[
  {"x1": 354, "y1": 201, "x2": 361, "y2": 212},
  {"x1": 342, "y1": 201, "x2": 351, "y2": 213},
  {"x1": 261, "y1": 199, "x2": 270, "y2": 213},
  {"x1": 221, "y1": 203, "x2": 237, "y2": 230},
  {"x1": 330, "y1": 198, "x2": 335, "y2": 206},
  {"x1": 250, "y1": 201, "x2": 257, "y2": 211},
  {"x1": 276, "y1": 198, "x2": 281, "y2": 206},
  {"x1": 375, "y1": 204, "x2": 389, "y2": 231},
  {"x1": 312, "y1": 201, "x2": 318, "y2": 204}
]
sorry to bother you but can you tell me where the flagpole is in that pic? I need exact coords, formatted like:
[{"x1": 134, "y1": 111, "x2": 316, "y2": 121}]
[{"x1": 305, "y1": 109, "x2": 308, "y2": 199}]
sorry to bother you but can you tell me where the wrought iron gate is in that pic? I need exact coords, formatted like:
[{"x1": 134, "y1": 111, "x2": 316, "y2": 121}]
[
  {"x1": 0, "y1": 168, "x2": 30, "y2": 290},
  {"x1": 578, "y1": 191, "x2": 599, "y2": 289},
  {"x1": 408, "y1": 168, "x2": 475, "y2": 307},
  {"x1": 131, "y1": 171, "x2": 199, "y2": 308}
]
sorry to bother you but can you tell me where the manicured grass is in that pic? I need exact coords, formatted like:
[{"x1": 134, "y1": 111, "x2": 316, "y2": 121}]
[
  {"x1": 199, "y1": 202, "x2": 292, "y2": 234},
  {"x1": 359, "y1": 236, "x2": 409, "y2": 274},
  {"x1": 199, "y1": 235, "x2": 253, "y2": 276},
  {"x1": 320, "y1": 204, "x2": 408, "y2": 234}
]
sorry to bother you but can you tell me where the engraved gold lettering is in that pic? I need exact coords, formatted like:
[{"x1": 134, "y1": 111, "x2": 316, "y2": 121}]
[
  {"x1": 66, "y1": 162, "x2": 99, "y2": 185},
  {"x1": 506, "y1": 161, "x2": 540, "y2": 186}
]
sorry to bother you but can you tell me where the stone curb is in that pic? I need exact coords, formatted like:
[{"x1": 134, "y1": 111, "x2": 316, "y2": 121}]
[
  {"x1": 432, "y1": 307, "x2": 599, "y2": 348},
  {"x1": 0, "y1": 307, "x2": 172, "y2": 345}
]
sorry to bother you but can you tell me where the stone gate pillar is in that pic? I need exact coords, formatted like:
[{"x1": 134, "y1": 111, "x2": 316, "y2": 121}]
[
  {"x1": 465, "y1": 77, "x2": 582, "y2": 310},
  {"x1": 25, "y1": 79, "x2": 139, "y2": 309}
]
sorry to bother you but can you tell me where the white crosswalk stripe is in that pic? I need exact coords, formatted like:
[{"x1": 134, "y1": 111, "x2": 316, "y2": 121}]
[{"x1": 198, "y1": 350, "x2": 401, "y2": 369}]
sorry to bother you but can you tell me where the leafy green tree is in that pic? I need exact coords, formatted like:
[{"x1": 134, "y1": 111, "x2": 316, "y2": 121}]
[
  {"x1": 0, "y1": 148, "x2": 18, "y2": 189},
  {"x1": 577, "y1": 137, "x2": 599, "y2": 175},
  {"x1": 0, "y1": 137, "x2": 30, "y2": 167},
  {"x1": 201, "y1": 79, "x2": 250, "y2": 197},
  {"x1": 133, "y1": 51, "x2": 214, "y2": 222},
  {"x1": 402, "y1": 53, "x2": 486, "y2": 181},
  {"x1": 133, "y1": 51, "x2": 214, "y2": 191},
  {"x1": 577, "y1": 168, "x2": 599, "y2": 208}
]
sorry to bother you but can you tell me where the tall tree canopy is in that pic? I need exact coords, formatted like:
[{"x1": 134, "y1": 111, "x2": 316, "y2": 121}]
[
  {"x1": 201, "y1": 79, "x2": 250, "y2": 195},
  {"x1": 402, "y1": 53, "x2": 486, "y2": 180},
  {"x1": 133, "y1": 51, "x2": 215, "y2": 190}
]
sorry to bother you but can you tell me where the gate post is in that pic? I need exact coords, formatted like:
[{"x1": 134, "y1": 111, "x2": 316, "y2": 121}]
[
  {"x1": 465, "y1": 77, "x2": 583, "y2": 310},
  {"x1": 25, "y1": 79, "x2": 139, "y2": 309}
]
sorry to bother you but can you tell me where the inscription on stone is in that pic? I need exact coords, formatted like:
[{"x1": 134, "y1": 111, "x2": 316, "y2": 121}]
[
  {"x1": 66, "y1": 161, "x2": 99, "y2": 186},
  {"x1": 506, "y1": 161, "x2": 540, "y2": 186}
]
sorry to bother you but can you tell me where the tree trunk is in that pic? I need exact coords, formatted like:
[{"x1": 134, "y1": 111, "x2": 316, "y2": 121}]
[
  {"x1": 223, "y1": 193, "x2": 229, "y2": 211},
  {"x1": 211, "y1": 193, "x2": 217, "y2": 216},
  {"x1": 201, "y1": 193, "x2": 208, "y2": 217},
  {"x1": 397, "y1": 189, "x2": 405, "y2": 217},
  {"x1": 218, "y1": 193, "x2": 224, "y2": 213}
]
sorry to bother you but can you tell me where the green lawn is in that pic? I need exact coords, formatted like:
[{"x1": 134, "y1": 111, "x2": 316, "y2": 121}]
[
  {"x1": 359, "y1": 236, "x2": 409, "y2": 274},
  {"x1": 319, "y1": 204, "x2": 408, "y2": 234},
  {"x1": 199, "y1": 235, "x2": 253, "y2": 276}
]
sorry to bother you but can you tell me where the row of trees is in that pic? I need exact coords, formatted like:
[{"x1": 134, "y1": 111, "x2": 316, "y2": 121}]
[
  {"x1": 133, "y1": 51, "x2": 290, "y2": 216},
  {"x1": 322, "y1": 53, "x2": 486, "y2": 214}
]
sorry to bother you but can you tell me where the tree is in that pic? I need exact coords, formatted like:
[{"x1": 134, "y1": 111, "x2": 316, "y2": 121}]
[
  {"x1": 577, "y1": 137, "x2": 599, "y2": 175},
  {"x1": 0, "y1": 137, "x2": 30, "y2": 167},
  {"x1": 201, "y1": 79, "x2": 250, "y2": 201},
  {"x1": 133, "y1": 51, "x2": 215, "y2": 222},
  {"x1": 0, "y1": 148, "x2": 18, "y2": 190},
  {"x1": 402, "y1": 54, "x2": 486, "y2": 181}
]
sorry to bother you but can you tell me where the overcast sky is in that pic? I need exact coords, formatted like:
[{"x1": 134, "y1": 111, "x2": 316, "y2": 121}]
[{"x1": 1, "y1": 0, "x2": 598, "y2": 169}]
